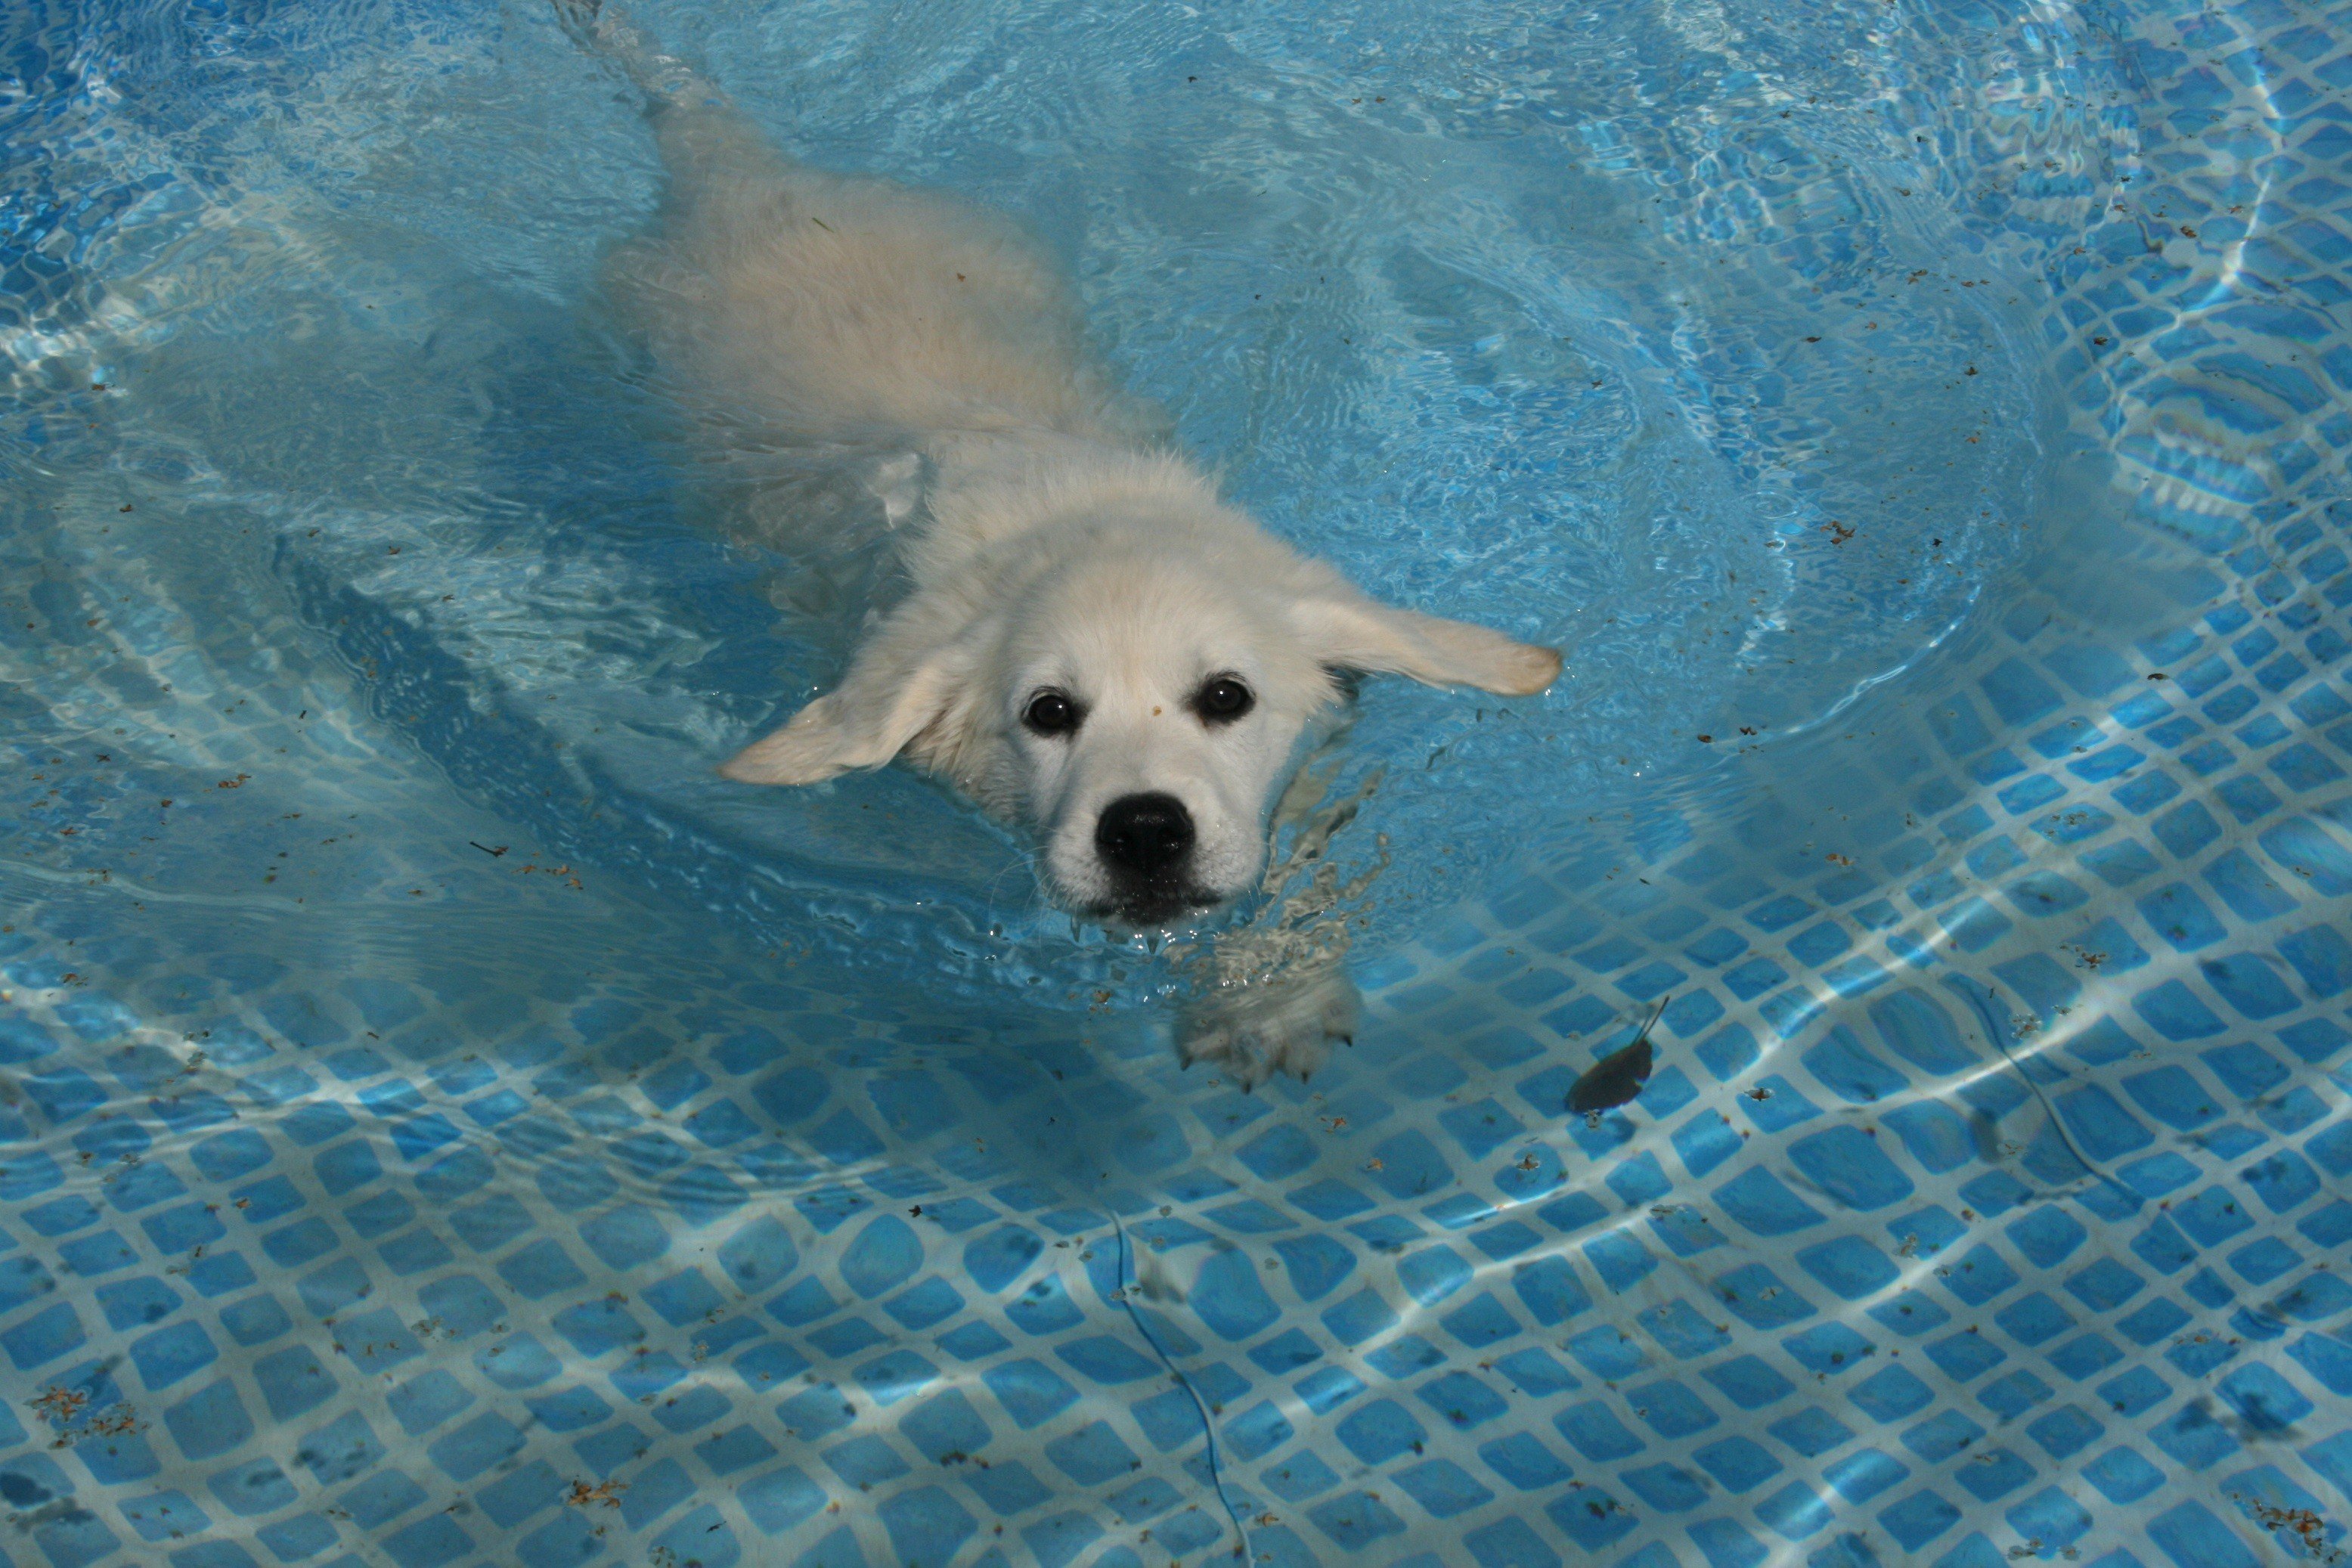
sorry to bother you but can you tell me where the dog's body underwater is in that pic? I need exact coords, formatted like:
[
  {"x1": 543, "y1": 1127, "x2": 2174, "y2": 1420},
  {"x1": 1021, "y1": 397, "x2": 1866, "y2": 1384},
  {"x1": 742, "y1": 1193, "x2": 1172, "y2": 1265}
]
[{"x1": 563, "y1": 4, "x2": 1560, "y2": 1083}]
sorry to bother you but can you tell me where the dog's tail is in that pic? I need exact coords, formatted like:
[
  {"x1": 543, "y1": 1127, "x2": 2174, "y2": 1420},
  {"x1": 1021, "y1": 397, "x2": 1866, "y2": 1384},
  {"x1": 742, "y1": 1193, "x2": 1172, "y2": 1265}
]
[{"x1": 551, "y1": 0, "x2": 725, "y2": 113}]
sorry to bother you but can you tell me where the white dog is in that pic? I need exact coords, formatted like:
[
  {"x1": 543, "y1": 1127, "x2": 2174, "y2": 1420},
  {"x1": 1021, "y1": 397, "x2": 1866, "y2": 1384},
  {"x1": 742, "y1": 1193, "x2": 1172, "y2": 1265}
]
[{"x1": 561, "y1": 4, "x2": 1560, "y2": 1081}]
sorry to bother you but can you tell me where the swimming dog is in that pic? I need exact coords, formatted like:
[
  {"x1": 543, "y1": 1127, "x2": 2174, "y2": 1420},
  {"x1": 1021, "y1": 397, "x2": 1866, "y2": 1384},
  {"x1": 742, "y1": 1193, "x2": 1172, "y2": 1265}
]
[{"x1": 559, "y1": 3, "x2": 1560, "y2": 1083}]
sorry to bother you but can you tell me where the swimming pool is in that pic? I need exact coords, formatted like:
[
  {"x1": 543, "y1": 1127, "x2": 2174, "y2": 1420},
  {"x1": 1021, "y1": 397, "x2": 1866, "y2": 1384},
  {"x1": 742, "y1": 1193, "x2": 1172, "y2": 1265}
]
[{"x1": 2, "y1": 0, "x2": 2347, "y2": 1563}]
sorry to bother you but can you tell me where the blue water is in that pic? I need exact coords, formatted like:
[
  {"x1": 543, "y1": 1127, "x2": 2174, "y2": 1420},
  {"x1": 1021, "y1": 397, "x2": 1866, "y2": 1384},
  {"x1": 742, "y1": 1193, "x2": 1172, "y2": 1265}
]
[{"x1": 3, "y1": 1, "x2": 2348, "y2": 1566}]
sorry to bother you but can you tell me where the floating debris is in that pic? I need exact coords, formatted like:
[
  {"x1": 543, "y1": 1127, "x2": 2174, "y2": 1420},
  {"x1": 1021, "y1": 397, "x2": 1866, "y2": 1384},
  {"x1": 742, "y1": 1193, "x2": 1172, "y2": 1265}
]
[{"x1": 1567, "y1": 997, "x2": 1666, "y2": 1118}]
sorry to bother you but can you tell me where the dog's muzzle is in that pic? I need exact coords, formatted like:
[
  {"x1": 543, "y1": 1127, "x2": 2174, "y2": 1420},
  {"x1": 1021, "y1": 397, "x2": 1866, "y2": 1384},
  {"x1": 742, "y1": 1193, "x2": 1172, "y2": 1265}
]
[{"x1": 1092, "y1": 792, "x2": 1212, "y2": 925}]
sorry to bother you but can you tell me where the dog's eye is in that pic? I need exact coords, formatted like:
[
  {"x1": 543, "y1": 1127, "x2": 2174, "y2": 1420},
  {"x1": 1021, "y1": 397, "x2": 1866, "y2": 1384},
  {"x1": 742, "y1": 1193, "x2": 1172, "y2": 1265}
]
[
  {"x1": 1195, "y1": 677, "x2": 1254, "y2": 723},
  {"x1": 1023, "y1": 689, "x2": 1081, "y2": 736}
]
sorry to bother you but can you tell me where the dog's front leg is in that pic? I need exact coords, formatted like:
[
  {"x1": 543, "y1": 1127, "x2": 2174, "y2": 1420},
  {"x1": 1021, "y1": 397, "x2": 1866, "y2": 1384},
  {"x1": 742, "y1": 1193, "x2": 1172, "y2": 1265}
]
[{"x1": 1175, "y1": 959, "x2": 1359, "y2": 1091}]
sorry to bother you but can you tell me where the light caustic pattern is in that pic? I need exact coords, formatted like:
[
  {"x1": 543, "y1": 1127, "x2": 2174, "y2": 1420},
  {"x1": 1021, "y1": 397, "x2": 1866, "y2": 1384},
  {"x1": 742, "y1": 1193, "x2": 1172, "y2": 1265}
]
[{"x1": 0, "y1": 1, "x2": 2349, "y2": 1566}]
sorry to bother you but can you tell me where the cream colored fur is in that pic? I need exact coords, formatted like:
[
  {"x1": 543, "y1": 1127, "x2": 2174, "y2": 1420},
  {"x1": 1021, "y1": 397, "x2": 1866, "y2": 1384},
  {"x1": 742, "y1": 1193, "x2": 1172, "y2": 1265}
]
[{"x1": 562, "y1": 3, "x2": 1560, "y2": 1083}]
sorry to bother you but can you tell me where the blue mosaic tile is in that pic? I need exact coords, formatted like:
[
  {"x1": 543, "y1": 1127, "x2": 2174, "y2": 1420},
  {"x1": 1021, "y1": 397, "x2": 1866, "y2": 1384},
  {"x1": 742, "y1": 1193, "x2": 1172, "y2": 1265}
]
[{"x1": 0, "y1": 5, "x2": 2344, "y2": 1567}]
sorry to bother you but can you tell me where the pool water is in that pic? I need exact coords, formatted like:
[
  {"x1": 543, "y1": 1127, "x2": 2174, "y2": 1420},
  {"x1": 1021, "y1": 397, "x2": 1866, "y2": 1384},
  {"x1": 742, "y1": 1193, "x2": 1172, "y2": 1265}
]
[{"x1": 2, "y1": 0, "x2": 2347, "y2": 1564}]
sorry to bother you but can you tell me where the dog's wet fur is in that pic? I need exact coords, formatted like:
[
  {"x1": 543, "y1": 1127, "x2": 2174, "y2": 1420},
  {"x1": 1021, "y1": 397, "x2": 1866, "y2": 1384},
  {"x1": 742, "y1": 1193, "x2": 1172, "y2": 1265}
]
[{"x1": 561, "y1": 2, "x2": 1560, "y2": 1080}]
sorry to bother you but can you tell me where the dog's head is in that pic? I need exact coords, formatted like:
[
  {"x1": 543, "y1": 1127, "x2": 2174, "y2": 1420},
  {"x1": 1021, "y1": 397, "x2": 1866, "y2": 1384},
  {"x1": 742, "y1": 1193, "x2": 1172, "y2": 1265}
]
[{"x1": 720, "y1": 516, "x2": 1560, "y2": 927}]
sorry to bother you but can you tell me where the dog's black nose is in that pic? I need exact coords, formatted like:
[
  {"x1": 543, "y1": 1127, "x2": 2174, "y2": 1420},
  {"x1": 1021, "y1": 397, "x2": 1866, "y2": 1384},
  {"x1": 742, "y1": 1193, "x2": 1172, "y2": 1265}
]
[{"x1": 1096, "y1": 793, "x2": 1194, "y2": 875}]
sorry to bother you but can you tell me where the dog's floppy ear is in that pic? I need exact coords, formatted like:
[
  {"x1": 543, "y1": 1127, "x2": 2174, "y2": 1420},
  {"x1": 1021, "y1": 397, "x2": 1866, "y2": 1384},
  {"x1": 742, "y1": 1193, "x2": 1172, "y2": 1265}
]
[
  {"x1": 720, "y1": 608, "x2": 981, "y2": 786},
  {"x1": 1294, "y1": 593, "x2": 1561, "y2": 696}
]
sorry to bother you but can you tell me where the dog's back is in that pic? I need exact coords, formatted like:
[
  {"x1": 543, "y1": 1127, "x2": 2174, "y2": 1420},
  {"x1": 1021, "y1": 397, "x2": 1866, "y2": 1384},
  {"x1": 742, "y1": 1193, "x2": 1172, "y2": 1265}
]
[{"x1": 586, "y1": 24, "x2": 1160, "y2": 452}]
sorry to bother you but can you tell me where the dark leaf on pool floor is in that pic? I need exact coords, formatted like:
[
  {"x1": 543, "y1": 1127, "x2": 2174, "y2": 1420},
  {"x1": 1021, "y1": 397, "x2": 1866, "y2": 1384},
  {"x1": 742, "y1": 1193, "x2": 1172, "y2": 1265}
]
[{"x1": 1567, "y1": 1037, "x2": 1653, "y2": 1114}]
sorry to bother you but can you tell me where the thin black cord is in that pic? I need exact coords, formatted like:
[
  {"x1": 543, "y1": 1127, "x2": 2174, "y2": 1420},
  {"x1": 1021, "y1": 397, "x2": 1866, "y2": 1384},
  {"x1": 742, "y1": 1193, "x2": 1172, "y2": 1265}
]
[{"x1": 1108, "y1": 1210, "x2": 1254, "y2": 1559}]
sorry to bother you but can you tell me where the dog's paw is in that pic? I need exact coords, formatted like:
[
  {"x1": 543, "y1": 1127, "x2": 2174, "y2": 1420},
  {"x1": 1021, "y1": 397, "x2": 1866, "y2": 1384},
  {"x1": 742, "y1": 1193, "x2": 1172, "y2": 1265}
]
[{"x1": 1176, "y1": 968, "x2": 1359, "y2": 1092}]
